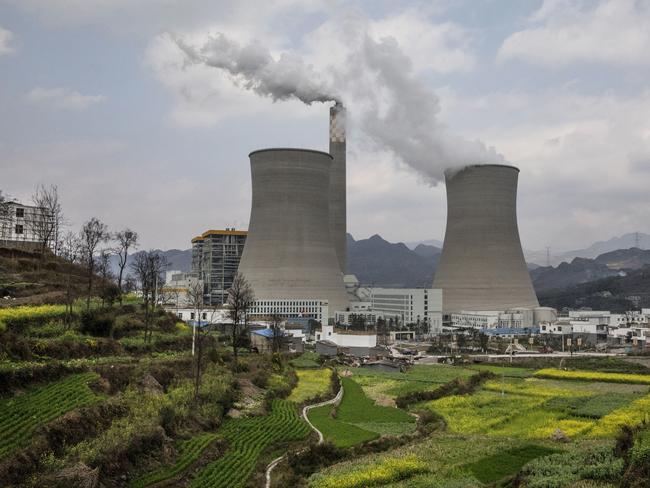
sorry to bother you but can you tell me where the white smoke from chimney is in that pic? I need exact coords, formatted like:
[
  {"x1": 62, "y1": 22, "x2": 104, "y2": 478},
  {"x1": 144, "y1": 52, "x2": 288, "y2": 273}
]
[
  {"x1": 176, "y1": 34, "x2": 338, "y2": 105},
  {"x1": 174, "y1": 19, "x2": 504, "y2": 184}
]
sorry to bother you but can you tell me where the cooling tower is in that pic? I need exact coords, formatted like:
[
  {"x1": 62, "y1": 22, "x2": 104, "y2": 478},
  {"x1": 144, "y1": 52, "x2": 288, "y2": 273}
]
[
  {"x1": 238, "y1": 148, "x2": 349, "y2": 316},
  {"x1": 329, "y1": 103, "x2": 347, "y2": 274},
  {"x1": 433, "y1": 164, "x2": 539, "y2": 313}
]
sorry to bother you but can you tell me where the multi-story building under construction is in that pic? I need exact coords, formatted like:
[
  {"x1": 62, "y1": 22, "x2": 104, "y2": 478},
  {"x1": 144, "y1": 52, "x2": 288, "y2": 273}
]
[{"x1": 191, "y1": 228, "x2": 247, "y2": 306}]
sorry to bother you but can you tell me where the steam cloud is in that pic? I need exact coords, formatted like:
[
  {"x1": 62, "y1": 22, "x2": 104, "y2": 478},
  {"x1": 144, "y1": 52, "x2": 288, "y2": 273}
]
[{"x1": 176, "y1": 25, "x2": 504, "y2": 184}]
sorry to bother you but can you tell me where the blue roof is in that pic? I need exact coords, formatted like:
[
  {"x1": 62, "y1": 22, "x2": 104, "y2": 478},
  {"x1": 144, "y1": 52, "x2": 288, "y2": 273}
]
[
  {"x1": 187, "y1": 320, "x2": 211, "y2": 327},
  {"x1": 482, "y1": 327, "x2": 539, "y2": 336},
  {"x1": 252, "y1": 328, "x2": 284, "y2": 338}
]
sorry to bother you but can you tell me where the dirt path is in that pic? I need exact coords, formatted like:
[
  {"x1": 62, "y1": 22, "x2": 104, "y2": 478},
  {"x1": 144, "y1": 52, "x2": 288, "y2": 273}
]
[{"x1": 264, "y1": 382, "x2": 344, "y2": 488}]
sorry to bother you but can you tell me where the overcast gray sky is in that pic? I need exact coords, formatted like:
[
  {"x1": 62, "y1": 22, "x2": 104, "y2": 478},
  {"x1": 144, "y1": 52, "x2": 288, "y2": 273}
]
[{"x1": 1, "y1": 0, "x2": 649, "y2": 252}]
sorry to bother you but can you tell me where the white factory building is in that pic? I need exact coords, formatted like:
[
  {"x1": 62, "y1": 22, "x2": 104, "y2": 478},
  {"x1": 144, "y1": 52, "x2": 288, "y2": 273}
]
[
  {"x1": 450, "y1": 307, "x2": 556, "y2": 330},
  {"x1": 248, "y1": 299, "x2": 330, "y2": 324}
]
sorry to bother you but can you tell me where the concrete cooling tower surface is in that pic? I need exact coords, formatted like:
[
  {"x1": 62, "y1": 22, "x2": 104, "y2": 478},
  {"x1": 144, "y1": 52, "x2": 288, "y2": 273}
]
[
  {"x1": 237, "y1": 148, "x2": 349, "y2": 316},
  {"x1": 433, "y1": 164, "x2": 539, "y2": 313}
]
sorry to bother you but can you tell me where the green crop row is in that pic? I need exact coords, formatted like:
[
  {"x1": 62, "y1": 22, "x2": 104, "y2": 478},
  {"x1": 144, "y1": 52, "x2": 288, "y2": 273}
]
[
  {"x1": 190, "y1": 399, "x2": 309, "y2": 487},
  {"x1": 0, "y1": 372, "x2": 99, "y2": 459},
  {"x1": 131, "y1": 432, "x2": 219, "y2": 488}
]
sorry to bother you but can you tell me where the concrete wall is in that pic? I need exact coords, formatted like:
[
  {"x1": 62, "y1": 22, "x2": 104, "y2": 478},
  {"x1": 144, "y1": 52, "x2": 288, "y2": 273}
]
[
  {"x1": 433, "y1": 164, "x2": 539, "y2": 312},
  {"x1": 238, "y1": 148, "x2": 349, "y2": 317}
]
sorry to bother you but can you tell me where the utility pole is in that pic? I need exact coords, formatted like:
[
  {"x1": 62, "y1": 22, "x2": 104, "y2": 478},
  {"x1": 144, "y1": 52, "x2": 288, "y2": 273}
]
[
  {"x1": 546, "y1": 247, "x2": 551, "y2": 267},
  {"x1": 634, "y1": 232, "x2": 640, "y2": 249}
]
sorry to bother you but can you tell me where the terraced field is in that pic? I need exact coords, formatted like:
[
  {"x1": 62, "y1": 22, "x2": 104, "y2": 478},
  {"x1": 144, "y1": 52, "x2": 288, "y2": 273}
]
[
  {"x1": 131, "y1": 432, "x2": 219, "y2": 488},
  {"x1": 309, "y1": 433, "x2": 575, "y2": 487},
  {"x1": 308, "y1": 377, "x2": 416, "y2": 447},
  {"x1": 0, "y1": 372, "x2": 100, "y2": 459},
  {"x1": 351, "y1": 363, "x2": 475, "y2": 401},
  {"x1": 190, "y1": 399, "x2": 310, "y2": 487},
  {"x1": 310, "y1": 364, "x2": 650, "y2": 487},
  {"x1": 424, "y1": 376, "x2": 650, "y2": 439}
]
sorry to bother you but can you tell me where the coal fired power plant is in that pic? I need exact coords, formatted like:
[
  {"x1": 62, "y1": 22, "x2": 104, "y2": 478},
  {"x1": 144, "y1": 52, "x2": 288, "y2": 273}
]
[
  {"x1": 433, "y1": 164, "x2": 539, "y2": 313},
  {"x1": 329, "y1": 103, "x2": 347, "y2": 274},
  {"x1": 237, "y1": 148, "x2": 350, "y2": 317}
]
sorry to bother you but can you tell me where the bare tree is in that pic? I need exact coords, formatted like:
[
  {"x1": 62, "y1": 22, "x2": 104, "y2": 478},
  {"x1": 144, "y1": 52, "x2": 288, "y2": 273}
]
[
  {"x1": 97, "y1": 249, "x2": 114, "y2": 307},
  {"x1": 60, "y1": 231, "x2": 81, "y2": 327},
  {"x1": 129, "y1": 250, "x2": 167, "y2": 343},
  {"x1": 113, "y1": 229, "x2": 138, "y2": 302},
  {"x1": 123, "y1": 275, "x2": 137, "y2": 294},
  {"x1": 79, "y1": 218, "x2": 109, "y2": 311},
  {"x1": 226, "y1": 272, "x2": 255, "y2": 366},
  {"x1": 269, "y1": 314, "x2": 284, "y2": 353},
  {"x1": 186, "y1": 278, "x2": 207, "y2": 401},
  {"x1": 31, "y1": 184, "x2": 63, "y2": 258},
  {"x1": 0, "y1": 190, "x2": 10, "y2": 243}
]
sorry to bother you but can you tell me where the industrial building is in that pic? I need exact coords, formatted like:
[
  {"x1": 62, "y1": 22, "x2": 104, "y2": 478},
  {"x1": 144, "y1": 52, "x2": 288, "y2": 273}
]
[
  {"x1": 369, "y1": 287, "x2": 443, "y2": 335},
  {"x1": 247, "y1": 299, "x2": 329, "y2": 323},
  {"x1": 191, "y1": 229, "x2": 247, "y2": 306},
  {"x1": 433, "y1": 164, "x2": 539, "y2": 314},
  {"x1": 237, "y1": 148, "x2": 349, "y2": 319}
]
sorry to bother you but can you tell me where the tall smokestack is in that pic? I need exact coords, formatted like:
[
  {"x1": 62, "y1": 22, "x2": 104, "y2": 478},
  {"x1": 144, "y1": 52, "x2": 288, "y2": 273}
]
[
  {"x1": 237, "y1": 148, "x2": 349, "y2": 317},
  {"x1": 433, "y1": 164, "x2": 539, "y2": 313},
  {"x1": 329, "y1": 102, "x2": 347, "y2": 274}
]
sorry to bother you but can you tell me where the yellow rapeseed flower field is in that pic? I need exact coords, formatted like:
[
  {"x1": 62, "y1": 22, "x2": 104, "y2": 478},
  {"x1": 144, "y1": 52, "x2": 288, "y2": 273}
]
[
  {"x1": 533, "y1": 368, "x2": 650, "y2": 385},
  {"x1": 0, "y1": 304, "x2": 67, "y2": 331},
  {"x1": 288, "y1": 369, "x2": 332, "y2": 404},
  {"x1": 311, "y1": 455, "x2": 427, "y2": 488}
]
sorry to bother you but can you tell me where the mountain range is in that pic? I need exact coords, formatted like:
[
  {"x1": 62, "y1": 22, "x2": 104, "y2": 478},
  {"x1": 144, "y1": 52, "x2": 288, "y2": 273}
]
[{"x1": 112, "y1": 233, "x2": 650, "y2": 296}]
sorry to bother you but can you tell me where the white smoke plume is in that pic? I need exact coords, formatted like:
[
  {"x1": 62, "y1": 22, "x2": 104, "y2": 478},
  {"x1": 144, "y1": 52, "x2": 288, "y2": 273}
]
[
  {"x1": 176, "y1": 33, "x2": 338, "y2": 104},
  {"x1": 175, "y1": 20, "x2": 504, "y2": 184}
]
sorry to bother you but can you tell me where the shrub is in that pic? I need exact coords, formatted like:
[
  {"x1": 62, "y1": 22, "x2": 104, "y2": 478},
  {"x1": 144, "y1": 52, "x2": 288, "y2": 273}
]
[
  {"x1": 395, "y1": 370, "x2": 494, "y2": 409},
  {"x1": 113, "y1": 315, "x2": 144, "y2": 337},
  {"x1": 154, "y1": 314, "x2": 176, "y2": 333},
  {"x1": 288, "y1": 442, "x2": 346, "y2": 478},
  {"x1": 251, "y1": 370, "x2": 269, "y2": 389},
  {"x1": 79, "y1": 309, "x2": 114, "y2": 337}
]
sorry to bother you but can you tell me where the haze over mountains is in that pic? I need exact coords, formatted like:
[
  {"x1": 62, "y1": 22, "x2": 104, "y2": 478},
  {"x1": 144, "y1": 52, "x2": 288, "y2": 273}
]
[{"x1": 113, "y1": 232, "x2": 650, "y2": 296}]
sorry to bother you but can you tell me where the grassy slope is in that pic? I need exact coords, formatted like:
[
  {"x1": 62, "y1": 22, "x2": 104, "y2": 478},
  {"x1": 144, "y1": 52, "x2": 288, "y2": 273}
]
[
  {"x1": 308, "y1": 377, "x2": 415, "y2": 448},
  {"x1": 0, "y1": 247, "x2": 103, "y2": 307}
]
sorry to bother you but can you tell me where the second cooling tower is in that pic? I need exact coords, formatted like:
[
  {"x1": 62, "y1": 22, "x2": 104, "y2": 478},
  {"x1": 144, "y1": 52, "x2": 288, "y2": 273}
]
[
  {"x1": 237, "y1": 148, "x2": 349, "y2": 316},
  {"x1": 433, "y1": 164, "x2": 539, "y2": 313}
]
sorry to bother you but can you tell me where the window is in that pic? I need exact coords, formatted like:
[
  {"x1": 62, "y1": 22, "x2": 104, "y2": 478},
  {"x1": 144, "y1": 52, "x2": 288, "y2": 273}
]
[
  {"x1": 190, "y1": 312, "x2": 195, "y2": 319},
  {"x1": 15, "y1": 224, "x2": 23, "y2": 234},
  {"x1": 16, "y1": 208, "x2": 24, "y2": 218},
  {"x1": 202, "y1": 312, "x2": 207, "y2": 320},
  {"x1": 178, "y1": 312, "x2": 183, "y2": 319}
]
